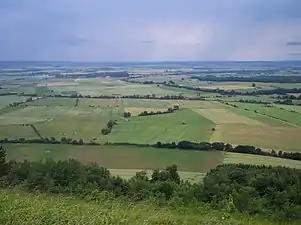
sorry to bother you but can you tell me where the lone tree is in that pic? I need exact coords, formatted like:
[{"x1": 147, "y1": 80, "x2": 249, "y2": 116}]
[
  {"x1": 123, "y1": 112, "x2": 131, "y2": 118},
  {"x1": 252, "y1": 83, "x2": 256, "y2": 87}
]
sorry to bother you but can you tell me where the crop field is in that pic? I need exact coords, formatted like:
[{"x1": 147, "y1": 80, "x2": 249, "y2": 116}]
[
  {"x1": 106, "y1": 109, "x2": 215, "y2": 144},
  {"x1": 232, "y1": 102, "x2": 301, "y2": 126},
  {"x1": 42, "y1": 78, "x2": 183, "y2": 96},
  {"x1": 223, "y1": 152, "x2": 301, "y2": 169},
  {"x1": 4, "y1": 143, "x2": 223, "y2": 174}
]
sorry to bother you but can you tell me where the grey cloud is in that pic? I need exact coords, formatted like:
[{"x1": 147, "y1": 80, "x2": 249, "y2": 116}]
[
  {"x1": 59, "y1": 37, "x2": 95, "y2": 47},
  {"x1": 286, "y1": 41, "x2": 301, "y2": 46},
  {"x1": 138, "y1": 40, "x2": 156, "y2": 44}
]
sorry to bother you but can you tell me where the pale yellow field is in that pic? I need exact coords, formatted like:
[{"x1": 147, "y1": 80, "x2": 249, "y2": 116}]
[
  {"x1": 109, "y1": 169, "x2": 205, "y2": 183},
  {"x1": 193, "y1": 108, "x2": 262, "y2": 125},
  {"x1": 37, "y1": 81, "x2": 78, "y2": 87},
  {"x1": 199, "y1": 85, "x2": 255, "y2": 90},
  {"x1": 212, "y1": 124, "x2": 301, "y2": 152}
]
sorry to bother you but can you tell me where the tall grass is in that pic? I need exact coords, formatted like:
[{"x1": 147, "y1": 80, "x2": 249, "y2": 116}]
[{"x1": 0, "y1": 191, "x2": 293, "y2": 225}]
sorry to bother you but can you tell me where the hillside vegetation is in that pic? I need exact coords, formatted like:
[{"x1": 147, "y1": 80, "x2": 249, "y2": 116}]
[
  {"x1": 0, "y1": 191, "x2": 290, "y2": 225},
  {"x1": 1, "y1": 145, "x2": 301, "y2": 222}
]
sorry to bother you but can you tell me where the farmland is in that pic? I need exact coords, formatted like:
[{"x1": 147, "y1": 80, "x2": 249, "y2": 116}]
[
  {"x1": 1, "y1": 61, "x2": 301, "y2": 224},
  {"x1": 4, "y1": 143, "x2": 222, "y2": 182},
  {"x1": 0, "y1": 62, "x2": 301, "y2": 182},
  {"x1": 0, "y1": 96, "x2": 300, "y2": 151},
  {"x1": 41, "y1": 78, "x2": 185, "y2": 97}
]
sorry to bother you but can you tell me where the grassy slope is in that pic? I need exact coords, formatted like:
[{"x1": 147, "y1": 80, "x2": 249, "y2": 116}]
[
  {"x1": 106, "y1": 109, "x2": 215, "y2": 144},
  {"x1": 0, "y1": 191, "x2": 283, "y2": 225},
  {"x1": 5, "y1": 143, "x2": 223, "y2": 173}
]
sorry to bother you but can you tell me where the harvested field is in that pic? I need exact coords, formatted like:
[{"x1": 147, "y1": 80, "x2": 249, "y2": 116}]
[
  {"x1": 37, "y1": 81, "x2": 78, "y2": 87},
  {"x1": 212, "y1": 124, "x2": 301, "y2": 152},
  {"x1": 193, "y1": 108, "x2": 262, "y2": 125}
]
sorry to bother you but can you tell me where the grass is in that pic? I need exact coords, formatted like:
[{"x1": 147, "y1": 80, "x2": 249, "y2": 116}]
[
  {"x1": 223, "y1": 152, "x2": 301, "y2": 169},
  {"x1": 0, "y1": 191, "x2": 284, "y2": 225},
  {"x1": 106, "y1": 109, "x2": 215, "y2": 144},
  {"x1": 4, "y1": 143, "x2": 223, "y2": 173},
  {"x1": 0, "y1": 95, "x2": 27, "y2": 109}
]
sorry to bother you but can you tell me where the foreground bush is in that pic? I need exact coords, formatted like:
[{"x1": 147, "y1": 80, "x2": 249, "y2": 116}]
[
  {"x1": 0, "y1": 191, "x2": 285, "y2": 225},
  {"x1": 1, "y1": 145, "x2": 301, "y2": 221}
]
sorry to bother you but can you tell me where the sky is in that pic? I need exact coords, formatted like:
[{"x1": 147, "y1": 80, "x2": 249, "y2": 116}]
[{"x1": 0, "y1": 0, "x2": 301, "y2": 61}]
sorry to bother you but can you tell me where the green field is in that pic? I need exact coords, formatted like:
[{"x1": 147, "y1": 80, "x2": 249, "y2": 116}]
[
  {"x1": 5, "y1": 143, "x2": 223, "y2": 174},
  {"x1": 1, "y1": 191, "x2": 281, "y2": 225},
  {"x1": 0, "y1": 95, "x2": 27, "y2": 109},
  {"x1": 107, "y1": 109, "x2": 215, "y2": 144}
]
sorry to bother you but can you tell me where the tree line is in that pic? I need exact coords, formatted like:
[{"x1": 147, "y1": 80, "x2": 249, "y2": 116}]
[
  {"x1": 138, "y1": 105, "x2": 179, "y2": 116},
  {"x1": 153, "y1": 141, "x2": 301, "y2": 161},
  {"x1": 101, "y1": 120, "x2": 117, "y2": 135},
  {"x1": 0, "y1": 145, "x2": 301, "y2": 221},
  {"x1": 191, "y1": 75, "x2": 301, "y2": 83}
]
